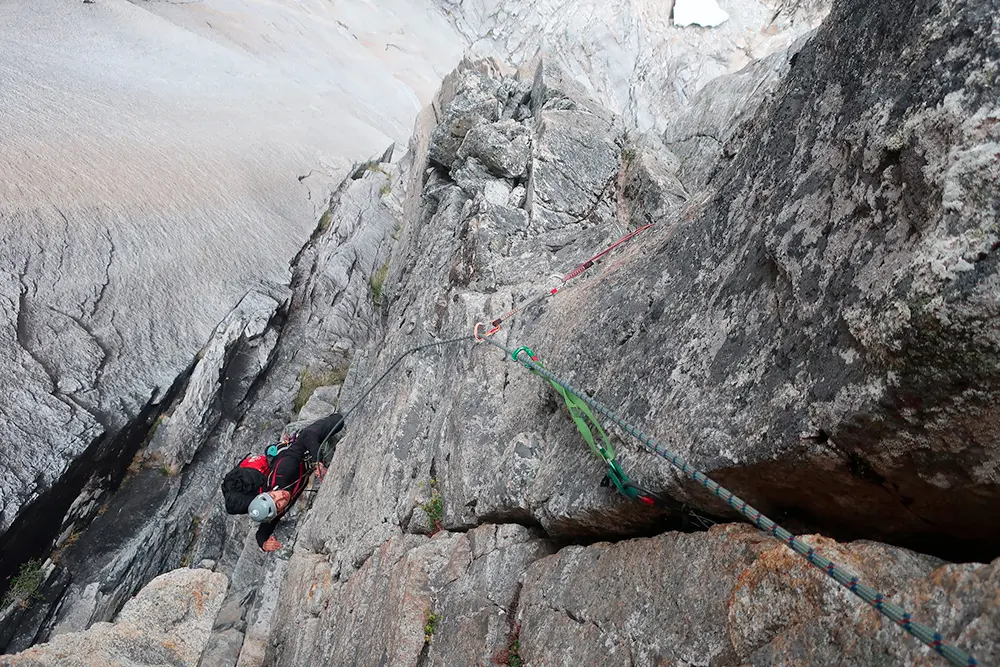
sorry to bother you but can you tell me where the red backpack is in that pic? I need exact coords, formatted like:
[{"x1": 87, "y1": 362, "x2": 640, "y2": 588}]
[
  {"x1": 221, "y1": 454, "x2": 271, "y2": 515},
  {"x1": 240, "y1": 454, "x2": 269, "y2": 475}
]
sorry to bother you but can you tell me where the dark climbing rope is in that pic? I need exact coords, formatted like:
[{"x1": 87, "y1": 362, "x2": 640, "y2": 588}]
[
  {"x1": 316, "y1": 334, "x2": 475, "y2": 450},
  {"x1": 475, "y1": 335, "x2": 978, "y2": 667},
  {"x1": 284, "y1": 215, "x2": 975, "y2": 663}
]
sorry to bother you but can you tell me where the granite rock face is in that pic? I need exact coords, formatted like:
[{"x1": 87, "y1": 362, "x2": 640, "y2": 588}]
[
  {"x1": 0, "y1": 568, "x2": 227, "y2": 667},
  {"x1": 532, "y1": 0, "x2": 1000, "y2": 560},
  {"x1": 0, "y1": 0, "x2": 829, "y2": 626},
  {"x1": 0, "y1": 164, "x2": 402, "y2": 654},
  {"x1": 515, "y1": 525, "x2": 999, "y2": 666},
  {"x1": 269, "y1": 524, "x2": 553, "y2": 667},
  {"x1": 261, "y1": 0, "x2": 998, "y2": 664},
  {"x1": 285, "y1": 58, "x2": 691, "y2": 595},
  {"x1": 0, "y1": 0, "x2": 460, "y2": 597},
  {"x1": 4, "y1": 0, "x2": 999, "y2": 665},
  {"x1": 437, "y1": 0, "x2": 831, "y2": 132}
]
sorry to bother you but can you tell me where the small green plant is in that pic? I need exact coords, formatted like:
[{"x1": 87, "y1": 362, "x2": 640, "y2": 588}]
[
  {"x1": 142, "y1": 415, "x2": 167, "y2": 447},
  {"x1": 390, "y1": 222, "x2": 403, "y2": 240},
  {"x1": 369, "y1": 260, "x2": 390, "y2": 307},
  {"x1": 366, "y1": 164, "x2": 391, "y2": 177},
  {"x1": 317, "y1": 206, "x2": 334, "y2": 233},
  {"x1": 620, "y1": 129, "x2": 637, "y2": 165},
  {"x1": 420, "y1": 478, "x2": 444, "y2": 534},
  {"x1": 506, "y1": 638, "x2": 522, "y2": 667},
  {"x1": 493, "y1": 624, "x2": 522, "y2": 666},
  {"x1": 3, "y1": 560, "x2": 45, "y2": 610},
  {"x1": 379, "y1": 180, "x2": 392, "y2": 196},
  {"x1": 505, "y1": 625, "x2": 522, "y2": 666},
  {"x1": 126, "y1": 449, "x2": 145, "y2": 478},
  {"x1": 61, "y1": 530, "x2": 81, "y2": 550},
  {"x1": 145, "y1": 451, "x2": 180, "y2": 477},
  {"x1": 423, "y1": 609, "x2": 439, "y2": 643},
  {"x1": 294, "y1": 367, "x2": 348, "y2": 412}
]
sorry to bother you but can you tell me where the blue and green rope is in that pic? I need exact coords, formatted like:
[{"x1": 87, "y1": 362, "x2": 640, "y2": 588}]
[{"x1": 480, "y1": 336, "x2": 978, "y2": 667}]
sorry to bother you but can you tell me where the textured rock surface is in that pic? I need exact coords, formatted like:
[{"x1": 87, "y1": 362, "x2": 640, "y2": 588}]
[
  {"x1": 532, "y1": 0, "x2": 1000, "y2": 560},
  {"x1": 1, "y1": 568, "x2": 227, "y2": 667},
  {"x1": 38, "y1": 283, "x2": 289, "y2": 641},
  {"x1": 516, "y1": 525, "x2": 999, "y2": 666},
  {"x1": 0, "y1": 0, "x2": 452, "y2": 544},
  {"x1": 269, "y1": 524, "x2": 553, "y2": 667},
  {"x1": 438, "y1": 0, "x2": 830, "y2": 132},
  {"x1": 256, "y1": 0, "x2": 998, "y2": 663},
  {"x1": 5, "y1": 0, "x2": 999, "y2": 665},
  {"x1": 0, "y1": 0, "x2": 461, "y2": 602},
  {"x1": 0, "y1": 164, "x2": 402, "y2": 653},
  {"x1": 663, "y1": 42, "x2": 806, "y2": 192},
  {"x1": 285, "y1": 58, "x2": 691, "y2": 594},
  {"x1": 0, "y1": 0, "x2": 829, "y2": 622}
]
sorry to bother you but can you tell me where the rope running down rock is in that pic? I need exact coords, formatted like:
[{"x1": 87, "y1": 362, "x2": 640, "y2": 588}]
[{"x1": 474, "y1": 334, "x2": 978, "y2": 667}]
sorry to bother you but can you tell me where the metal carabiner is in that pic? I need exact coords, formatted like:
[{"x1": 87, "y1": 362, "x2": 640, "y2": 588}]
[{"x1": 473, "y1": 320, "x2": 502, "y2": 342}]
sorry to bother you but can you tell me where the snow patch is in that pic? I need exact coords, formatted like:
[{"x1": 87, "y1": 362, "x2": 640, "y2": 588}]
[{"x1": 673, "y1": 0, "x2": 730, "y2": 27}]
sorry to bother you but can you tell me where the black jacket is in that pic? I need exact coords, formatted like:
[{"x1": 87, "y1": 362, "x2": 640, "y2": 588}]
[{"x1": 255, "y1": 413, "x2": 344, "y2": 549}]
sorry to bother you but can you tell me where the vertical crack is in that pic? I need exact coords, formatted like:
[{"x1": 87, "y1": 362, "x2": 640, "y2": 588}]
[
  {"x1": 16, "y1": 274, "x2": 56, "y2": 393},
  {"x1": 90, "y1": 226, "x2": 115, "y2": 319}
]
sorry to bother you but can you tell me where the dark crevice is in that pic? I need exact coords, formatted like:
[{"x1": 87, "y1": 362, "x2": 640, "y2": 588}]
[
  {"x1": 542, "y1": 504, "x2": 721, "y2": 551},
  {"x1": 710, "y1": 452, "x2": 1000, "y2": 564},
  {"x1": 0, "y1": 358, "x2": 195, "y2": 653},
  {"x1": 348, "y1": 144, "x2": 396, "y2": 181},
  {"x1": 473, "y1": 511, "x2": 543, "y2": 532},
  {"x1": 456, "y1": 493, "x2": 720, "y2": 554},
  {"x1": 0, "y1": 567, "x2": 71, "y2": 653}
]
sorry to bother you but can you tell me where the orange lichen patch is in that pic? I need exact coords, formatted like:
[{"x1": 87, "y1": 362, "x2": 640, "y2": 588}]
[
  {"x1": 854, "y1": 604, "x2": 886, "y2": 634},
  {"x1": 732, "y1": 542, "x2": 804, "y2": 597},
  {"x1": 728, "y1": 534, "x2": 861, "y2": 621},
  {"x1": 926, "y1": 562, "x2": 981, "y2": 591},
  {"x1": 192, "y1": 588, "x2": 206, "y2": 613},
  {"x1": 928, "y1": 567, "x2": 952, "y2": 589},
  {"x1": 306, "y1": 570, "x2": 332, "y2": 604}
]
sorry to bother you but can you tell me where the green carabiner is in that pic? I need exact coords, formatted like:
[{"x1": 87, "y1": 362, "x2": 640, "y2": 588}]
[{"x1": 511, "y1": 346, "x2": 535, "y2": 363}]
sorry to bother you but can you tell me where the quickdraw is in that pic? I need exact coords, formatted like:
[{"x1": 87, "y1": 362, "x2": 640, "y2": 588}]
[
  {"x1": 510, "y1": 345, "x2": 663, "y2": 508},
  {"x1": 477, "y1": 223, "x2": 654, "y2": 340},
  {"x1": 481, "y1": 335, "x2": 979, "y2": 667}
]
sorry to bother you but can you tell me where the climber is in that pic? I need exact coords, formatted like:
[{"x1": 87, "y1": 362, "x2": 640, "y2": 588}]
[{"x1": 221, "y1": 412, "x2": 345, "y2": 552}]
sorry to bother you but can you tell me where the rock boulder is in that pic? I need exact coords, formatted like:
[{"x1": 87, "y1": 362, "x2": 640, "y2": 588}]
[{"x1": 1, "y1": 568, "x2": 227, "y2": 667}]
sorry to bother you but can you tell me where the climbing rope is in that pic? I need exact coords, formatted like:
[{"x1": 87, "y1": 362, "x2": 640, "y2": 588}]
[
  {"x1": 316, "y1": 334, "x2": 475, "y2": 450},
  {"x1": 300, "y1": 219, "x2": 978, "y2": 663},
  {"x1": 511, "y1": 343, "x2": 667, "y2": 507},
  {"x1": 479, "y1": 223, "x2": 653, "y2": 337},
  {"x1": 562, "y1": 222, "x2": 653, "y2": 282},
  {"x1": 475, "y1": 335, "x2": 978, "y2": 667},
  {"x1": 300, "y1": 224, "x2": 651, "y2": 479}
]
